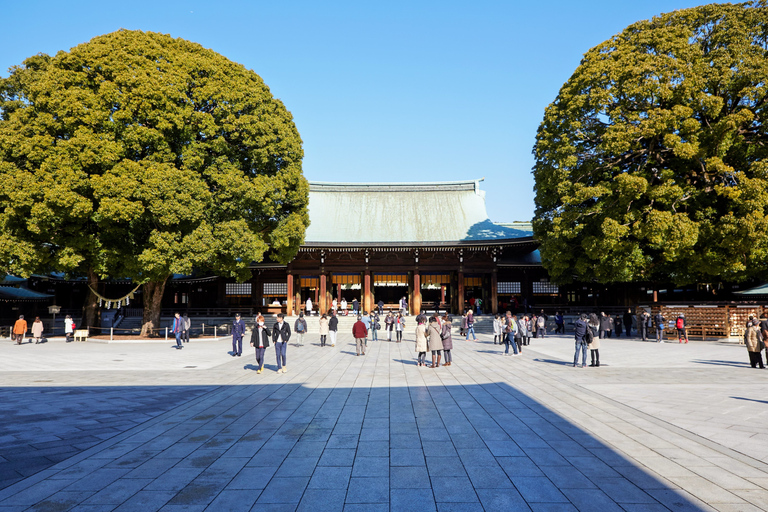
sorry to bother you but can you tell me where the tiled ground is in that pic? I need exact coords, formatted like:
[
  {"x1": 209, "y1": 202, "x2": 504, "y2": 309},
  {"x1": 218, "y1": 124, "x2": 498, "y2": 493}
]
[{"x1": 0, "y1": 329, "x2": 766, "y2": 511}]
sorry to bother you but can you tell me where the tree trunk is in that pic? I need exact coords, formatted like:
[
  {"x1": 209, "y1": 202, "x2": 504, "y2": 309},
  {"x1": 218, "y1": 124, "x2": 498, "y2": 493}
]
[
  {"x1": 141, "y1": 276, "x2": 169, "y2": 337},
  {"x1": 83, "y1": 268, "x2": 100, "y2": 328}
]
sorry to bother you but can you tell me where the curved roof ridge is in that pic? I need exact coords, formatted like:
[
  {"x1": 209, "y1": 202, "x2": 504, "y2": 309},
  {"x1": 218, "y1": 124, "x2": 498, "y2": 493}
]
[{"x1": 309, "y1": 178, "x2": 484, "y2": 193}]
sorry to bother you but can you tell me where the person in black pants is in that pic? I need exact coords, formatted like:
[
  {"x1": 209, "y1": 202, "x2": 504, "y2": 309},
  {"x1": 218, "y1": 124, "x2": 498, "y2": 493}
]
[
  {"x1": 232, "y1": 313, "x2": 245, "y2": 356},
  {"x1": 250, "y1": 315, "x2": 271, "y2": 374},
  {"x1": 623, "y1": 309, "x2": 633, "y2": 337},
  {"x1": 272, "y1": 314, "x2": 291, "y2": 373}
]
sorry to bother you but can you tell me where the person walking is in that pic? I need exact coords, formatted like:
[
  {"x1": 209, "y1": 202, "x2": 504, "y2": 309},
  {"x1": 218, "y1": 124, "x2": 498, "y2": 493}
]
[
  {"x1": 400, "y1": 296, "x2": 408, "y2": 316},
  {"x1": 623, "y1": 309, "x2": 633, "y2": 337},
  {"x1": 332, "y1": 298, "x2": 338, "y2": 313},
  {"x1": 272, "y1": 313, "x2": 291, "y2": 373},
  {"x1": 294, "y1": 312, "x2": 307, "y2": 347},
  {"x1": 328, "y1": 310, "x2": 338, "y2": 347},
  {"x1": 377, "y1": 299, "x2": 384, "y2": 316},
  {"x1": 370, "y1": 311, "x2": 379, "y2": 341},
  {"x1": 517, "y1": 315, "x2": 528, "y2": 351},
  {"x1": 361, "y1": 311, "x2": 371, "y2": 347},
  {"x1": 341, "y1": 298, "x2": 348, "y2": 316},
  {"x1": 250, "y1": 315, "x2": 271, "y2": 374},
  {"x1": 475, "y1": 297, "x2": 483, "y2": 315},
  {"x1": 588, "y1": 313, "x2": 600, "y2": 367},
  {"x1": 640, "y1": 310, "x2": 651, "y2": 341},
  {"x1": 415, "y1": 317, "x2": 428, "y2": 366},
  {"x1": 13, "y1": 315, "x2": 27, "y2": 345},
  {"x1": 183, "y1": 313, "x2": 191, "y2": 343},
  {"x1": 172, "y1": 312, "x2": 184, "y2": 350},
  {"x1": 231, "y1": 313, "x2": 245, "y2": 356},
  {"x1": 492, "y1": 313, "x2": 500, "y2": 344},
  {"x1": 305, "y1": 297, "x2": 313, "y2": 316},
  {"x1": 745, "y1": 319, "x2": 765, "y2": 369},
  {"x1": 465, "y1": 309, "x2": 477, "y2": 341},
  {"x1": 64, "y1": 315, "x2": 74, "y2": 343},
  {"x1": 655, "y1": 311, "x2": 666, "y2": 343},
  {"x1": 554, "y1": 311, "x2": 564, "y2": 334},
  {"x1": 506, "y1": 312, "x2": 519, "y2": 356},
  {"x1": 31, "y1": 317, "x2": 44, "y2": 344},
  {"x1": 385, "y1": 311, "x2": 394, "y2": 341},
  {"x1": 352, "y1": 315, "x2": 367, "y2": 356},
  {"x1": 395, "y1": 313, "x2": 405, "y2": 342},
  {"x1": 319, "y1": 314, "x2": 329, "y2": 347},
  {"x1": 676, "y1": 314, "x2": 689, "y2": 343},
  {"x1": 574, "y1": 313, "x2": 589, "y2": 368},
  {"x1": 441, "y1": 314, "x2": 453, "y2": 366},
  {"x1": 427, "y1": 317, "x2": 443, "y2": 368},
  {"x1": 460, "y1": 312, "x2": 467, "y2": 337}
]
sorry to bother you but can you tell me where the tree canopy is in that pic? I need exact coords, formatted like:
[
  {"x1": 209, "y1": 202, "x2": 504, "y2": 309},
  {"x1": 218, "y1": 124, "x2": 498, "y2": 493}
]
[
  {"x1": 0, "y1": 30, "x2": 308, "y2": 332},
  {"x1": 533, "y1": 1, "x2": 768, "y2": 285}
]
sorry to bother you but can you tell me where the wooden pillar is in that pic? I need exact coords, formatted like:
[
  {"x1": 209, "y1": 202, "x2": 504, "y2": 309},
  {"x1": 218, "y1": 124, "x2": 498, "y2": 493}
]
[
  {"x1": 319, "y1": 274, "x2": 327, "y2": 314},
  {"x1": 413, "y1": 273, "x2": 422, "y2": 316},
  {"x1": 491, "y1": 270, "x2": 498, "y2": 314},
  {"x1": 458, "y1": 271, "x2": 465, "y2": 313},
  {"x1": 364, "y1": 271, "x2": 372, "y2": 314},
  {"x1": 286, "y1": 273, "x2": 294, "y2": 316},
  {"x1": 294, "y1": 275, "x2": 301, "y2": 317}
]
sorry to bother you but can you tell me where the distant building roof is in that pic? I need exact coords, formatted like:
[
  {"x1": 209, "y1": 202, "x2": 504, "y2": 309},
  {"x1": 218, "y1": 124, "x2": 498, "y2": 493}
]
[
  {"x1": 303, "y1": 179, "x2": 533, "y2": 245},
  {"x1": 0, "y1": 286, "x2": 53, "y2": 302}
]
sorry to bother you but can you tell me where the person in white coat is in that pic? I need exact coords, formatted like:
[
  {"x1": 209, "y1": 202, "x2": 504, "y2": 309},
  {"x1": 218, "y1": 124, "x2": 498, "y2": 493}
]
[
  {"x1": 306, "y1": 297, "x2": 313, "y2": 316},
  {"x1": 64, "y1": 315, "x2": 74, "y2": 343}
]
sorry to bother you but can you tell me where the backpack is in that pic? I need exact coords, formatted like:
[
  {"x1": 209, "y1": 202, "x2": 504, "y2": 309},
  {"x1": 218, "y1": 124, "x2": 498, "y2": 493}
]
[
  {"x1": 296, "y1": 321, "x2": 305, "y2": 332},
  {"x1": 676, "y1": 318, "x2": 684, "y2": 329}
]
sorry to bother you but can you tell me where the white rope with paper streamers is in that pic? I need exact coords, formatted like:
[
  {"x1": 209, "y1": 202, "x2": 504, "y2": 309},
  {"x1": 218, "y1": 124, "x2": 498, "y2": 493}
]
[{"x1": 89, "y1": 285, "x2": 141, "y2": 310}]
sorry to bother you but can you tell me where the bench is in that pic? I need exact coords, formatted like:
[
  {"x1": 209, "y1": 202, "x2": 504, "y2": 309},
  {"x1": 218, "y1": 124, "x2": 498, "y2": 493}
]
[{"x1": 73, "y1": 329, "x2": 89, "y2": 342}]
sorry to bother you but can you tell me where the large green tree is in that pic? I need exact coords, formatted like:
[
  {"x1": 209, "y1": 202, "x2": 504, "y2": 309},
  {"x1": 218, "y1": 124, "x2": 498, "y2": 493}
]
[
  {"x1": 533, "y1": 1, "x2": 768, "y2": 286},
  {"x1": 0, "y1": 30, "x2": 308, "y2": 334}
]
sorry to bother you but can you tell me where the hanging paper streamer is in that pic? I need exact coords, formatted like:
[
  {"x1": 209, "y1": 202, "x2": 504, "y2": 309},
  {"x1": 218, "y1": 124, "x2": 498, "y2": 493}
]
[{"x1": 88, "y1": 285, "x2": 141, "y2": 310}]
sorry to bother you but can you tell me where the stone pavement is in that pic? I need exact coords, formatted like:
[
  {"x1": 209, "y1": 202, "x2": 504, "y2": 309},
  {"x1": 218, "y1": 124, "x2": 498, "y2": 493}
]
[{"x1": 0, "y1": 330, "x2": 766, "y2": 511}]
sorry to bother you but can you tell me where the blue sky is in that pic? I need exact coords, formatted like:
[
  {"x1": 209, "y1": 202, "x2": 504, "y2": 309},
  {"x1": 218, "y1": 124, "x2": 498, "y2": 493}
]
[{"x1": 1, "y1": 0, "x2": 710, "y2": 222}]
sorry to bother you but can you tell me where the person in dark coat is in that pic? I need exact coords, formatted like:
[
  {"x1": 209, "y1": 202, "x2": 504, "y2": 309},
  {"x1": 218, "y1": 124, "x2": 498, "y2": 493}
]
[
  {"x1": 623, "y1": 309, "x2": 633, "y2": 337},
  {"x1": 655, "y1": 312, "x2": 666, "y2": 343},
  {"x1": 328, "y1": 310, "x2": 338, "y2": 347},
  {"x1": 441, "y1": 314, "x2": 453, "y2": 366},
  {"x1": 232, "y1": 313, "x2": 245, "y2": 356},
  {"x1": 272, "y1": 313, "x2": 291, "y2": 373},
  {"x1": 599, "y1": 312, "x2": 611, "y2": 339},
  {"x1": 377, "y1": 299, "x2": 384, "y2": 315},
  {"x1": 573, "y1": 314, "x2": 589, "y2": 367},
  {"x1": 250, "y1": 315, "x2": 271, "y2": 373}
]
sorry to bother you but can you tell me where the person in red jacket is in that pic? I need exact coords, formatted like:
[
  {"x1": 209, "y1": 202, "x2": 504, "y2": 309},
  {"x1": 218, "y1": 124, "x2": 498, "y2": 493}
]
[{"x1": 352, "y1": 315, "x2": 367, "y2": 356}]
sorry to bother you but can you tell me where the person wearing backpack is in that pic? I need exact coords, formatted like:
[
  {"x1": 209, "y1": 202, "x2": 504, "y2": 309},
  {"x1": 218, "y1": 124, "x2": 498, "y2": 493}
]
[
  {"x1": 655, "y1": 312, "x2": 666, "y2": 343},
  {"x1": 294, "y1": 312, "x2": 307, "y2": 347},
  {"x1": 676, "y1": 314, "x2": 688, "y2": 344}
]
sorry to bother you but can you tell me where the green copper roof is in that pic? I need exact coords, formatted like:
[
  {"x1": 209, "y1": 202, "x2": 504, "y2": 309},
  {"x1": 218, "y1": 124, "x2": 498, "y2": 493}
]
[{"x1": 304, "y1": 180, "x2": 532, "y2": 244}]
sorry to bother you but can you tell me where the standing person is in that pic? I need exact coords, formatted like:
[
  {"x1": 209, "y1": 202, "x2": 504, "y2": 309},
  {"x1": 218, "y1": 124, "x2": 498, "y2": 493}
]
[
  {"x1": 492, "y1": 314, "x2": 501, "y2": 344},
  {"x1": 676, "y1": 314, "x2": 689, "y2": 344},
  {"x1": 294, "y1": 312, "x2": 307, "y2": 347},
  {"x1": 465, "y1": 310, "x2": 477, "y2": 341},
  {"x1": 371, "y1": 311, "x2": 380, "y2": 341},
  {"x1": 573, "y1": 314, "x2": 590, "y2": 368},
  {"x1": 328, "y1": 310, "x2": 338, "y2": 347},
  {"x1": 415, "y1": 317, "x2": 428, "y2": 366},
  {"x1": 183, "y1": 312, "x2": 191, "y2": 343},
  {"x1": 607, "y1": 315, "x2": 615, "y2": 338},
  {"x1": 745, "y1": 319, "x2": 765, "y2": 369},
  {"x1": 525, "y1": 315, "x2": 535, "y2": 346},
  {"x1": 460, "y1": 312, "x2": 467, "y2": 337},
  {"x1": 395, "y1": 313, "x2": 405, "y2": 342},
  {"x1": 31, "y1": 317, "x2": 44, "y2": 344},
  {"x1": 332, "y1": 297, "x2": 338, "y2": 313},
  {"x1": 231, "y1": 313, "x2": 245, "y2": 356},
  {"x1": 352, "y1": 315, "x2": 367, "y2": 356},
  {"x1": 640, "y1": 310, "x2": 651, "y2": 341},
  {"x1": 599, "y1": 312, "x2": 610, "y2": 339},
  {"x1": 361, "y1": 312, "x2": 371, "y2": 347},
  {"x1": 554, "y1": 312, "x2": 564, "y2": 334},
  {"x1": 516, "y1": 315, "x2": 527, "y2": 353},
  {"x1": 441, "y1": 315, "x2": 453, "y2": 366},
  {"x1": 385, "y1": 311, "x2": 395, "y2": 341},
  {"x1": 505, "y1": 312, "x2": 519, "y2": 356},
  {"x1": 272, "y1": 313, "x2": 291, "y2": 373},
  {"x1": 475, "y1": 297, "x2": 483, "y2": 315},
  {"x1": 319, "y1": 314, "x2": 329, "y2": 347},
  {"x1": 400, "y1": 296, "x2": 408, "y2": 316},
  {"x1": 427, "y1": 316, "x2": 443, "y2": 368},
  {"x1": 530, "y1": 314, "x2": 538, "y2": 338},
  {"x1": 250, "y1": 315, "x2": 271, "y2": 374},
  {"x1": 623, "y1": 309, "x2": 634, "y2": 337},
  {"x1": 588, "y1": 313, "x2": 600, "y2": 367},
  {"x1": 172, "y1": 312, "x2": 184, "y2": 350},
  {"x1": 614, "y1": 315, "x2": 623, "y2": 338},
  {"x1": 305, "y1": 297, "x2": 313, "y2": 316},
  {"x1": 377, "y1": 299, "x2": 384, "y2": 315},
  {"x1": 64, "y1": 315, "x2": 74, "y2": 343},
  {"x1": 352, "y1": 298, "x2": 359, "y2": 316},
  {"x1": 13, "y1": 315, "x2": 27, "y2": 345},
  {"x1": 341, "y1": 298, "x2": 348, "y2": 316},
  {"x1": 655, "y1": 311, "x2": 666, "y2": 343},
  {"x1": 760, "y1": 314, "x2": 768, "y2": 364},
  {"x1": 536, "y1": 312, "x2": 547, "y2": 338}
]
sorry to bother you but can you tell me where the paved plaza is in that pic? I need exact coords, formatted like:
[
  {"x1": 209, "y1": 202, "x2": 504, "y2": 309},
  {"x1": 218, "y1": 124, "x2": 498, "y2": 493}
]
[{"x1": 0, "y1": 329, "x2": 766, "y2": 511}]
